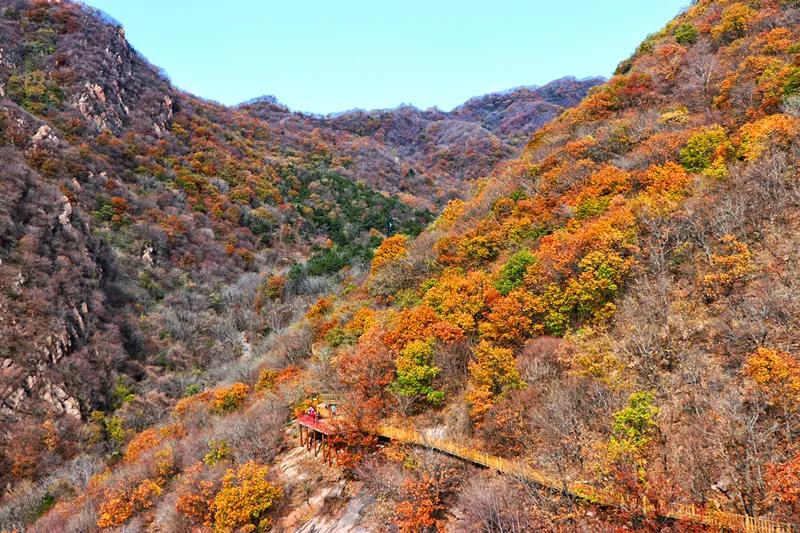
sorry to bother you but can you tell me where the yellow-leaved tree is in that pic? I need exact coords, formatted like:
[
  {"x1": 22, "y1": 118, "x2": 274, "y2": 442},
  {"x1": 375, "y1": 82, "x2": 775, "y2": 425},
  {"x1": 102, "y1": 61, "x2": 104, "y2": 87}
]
[
  {"x1": 466, "y1": 341, "x2": 523, "y2": 419},
  {"x1": 213, "y1": 461, "x2": 282, "y2": 532}
]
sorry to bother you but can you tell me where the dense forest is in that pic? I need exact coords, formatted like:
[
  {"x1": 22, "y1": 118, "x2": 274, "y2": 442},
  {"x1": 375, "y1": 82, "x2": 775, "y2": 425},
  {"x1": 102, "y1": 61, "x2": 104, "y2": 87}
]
[{"x1": 1, "y1": 0, "x2": 800, "y2": 531}]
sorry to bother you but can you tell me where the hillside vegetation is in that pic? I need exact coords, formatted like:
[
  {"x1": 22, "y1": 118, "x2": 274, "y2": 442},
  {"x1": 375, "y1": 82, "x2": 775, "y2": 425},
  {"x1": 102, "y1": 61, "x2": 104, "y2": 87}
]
[
  {"x1": 2, "y1": 0, "x2": 800, "y2": 531},
  {"x1": 0, "y1": 0, "x2": 589, "y2": 492}
]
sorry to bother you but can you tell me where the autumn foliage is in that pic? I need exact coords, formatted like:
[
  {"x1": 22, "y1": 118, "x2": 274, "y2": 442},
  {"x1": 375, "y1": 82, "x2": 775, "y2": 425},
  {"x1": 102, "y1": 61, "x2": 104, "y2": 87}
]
[
  {"x1": 371, "y1": 234, "x2": 408, "y2": 273},
  {"x1": 212, "y1": 461, "x2": 282, "y2": 532},
  {"x1": 211, "y1": 383, "x2": 251, "y2": 414},
  {"x1": 745, "y1": 347, "x2": 800, "y2": 409},
  {"x1": 9, "y1": 0, "x2": 800, "y2": 530}
]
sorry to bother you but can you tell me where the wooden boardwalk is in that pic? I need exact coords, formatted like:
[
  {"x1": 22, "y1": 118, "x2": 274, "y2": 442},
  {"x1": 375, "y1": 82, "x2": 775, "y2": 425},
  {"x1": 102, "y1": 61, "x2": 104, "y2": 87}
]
[{"x1": 375, "y1": 425, "x2": 798, "y2": 533}]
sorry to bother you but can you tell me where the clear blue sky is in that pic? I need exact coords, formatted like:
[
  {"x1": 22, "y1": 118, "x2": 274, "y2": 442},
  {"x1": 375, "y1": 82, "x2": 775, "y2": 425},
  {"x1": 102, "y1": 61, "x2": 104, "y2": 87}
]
[{"x1": 81, "y1": 0, "x2": 689, "y2": 114}]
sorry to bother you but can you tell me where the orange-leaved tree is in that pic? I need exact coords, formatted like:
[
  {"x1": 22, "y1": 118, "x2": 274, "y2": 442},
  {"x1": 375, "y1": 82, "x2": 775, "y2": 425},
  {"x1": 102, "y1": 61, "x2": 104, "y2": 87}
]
[
  {"x1": 371, "y1": 234, "x2": 408, "y2": 273},
  {"x1": 765, "y1": 452, "x2": 800, "y2": 522}
]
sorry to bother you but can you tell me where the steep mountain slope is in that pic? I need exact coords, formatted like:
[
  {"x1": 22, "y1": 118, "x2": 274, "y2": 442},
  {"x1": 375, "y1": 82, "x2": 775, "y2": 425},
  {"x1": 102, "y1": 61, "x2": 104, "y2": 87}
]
[
  {"x1": 6, "y1": 0, "x2": 800, "y2": 531},
  {"x1": 334, "y1": 0, "x2": 800, "y2": 526}
]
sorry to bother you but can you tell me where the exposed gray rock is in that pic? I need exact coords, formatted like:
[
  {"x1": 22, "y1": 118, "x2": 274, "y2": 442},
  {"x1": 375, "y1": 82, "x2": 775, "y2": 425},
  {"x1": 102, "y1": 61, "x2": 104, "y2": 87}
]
[
  {"x1": 31, "y1": 125, "x2": 58, "y2": 145},
  {"x1": 58, "y1": 196, "x2": 73, "y2": 226},
  {"x1": 142, "y1": 245, "x2": 155, "y2": 268}
]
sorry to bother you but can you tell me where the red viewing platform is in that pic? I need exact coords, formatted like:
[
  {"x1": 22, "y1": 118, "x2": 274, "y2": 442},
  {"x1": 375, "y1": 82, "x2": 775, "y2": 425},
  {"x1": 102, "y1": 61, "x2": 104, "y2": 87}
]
[{"x1": 297, "y1": 413, "x2": 336, "y2": 435}]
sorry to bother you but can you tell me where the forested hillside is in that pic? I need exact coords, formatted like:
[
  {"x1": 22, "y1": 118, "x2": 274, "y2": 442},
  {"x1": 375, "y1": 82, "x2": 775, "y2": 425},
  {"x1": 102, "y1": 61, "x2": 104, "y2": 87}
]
[
  {"x1": 240, "y1": 76, "x2": 602, "y2": 209},
  {"x1": 2, "y1": 0, "x2": 800, "y2": 531}
]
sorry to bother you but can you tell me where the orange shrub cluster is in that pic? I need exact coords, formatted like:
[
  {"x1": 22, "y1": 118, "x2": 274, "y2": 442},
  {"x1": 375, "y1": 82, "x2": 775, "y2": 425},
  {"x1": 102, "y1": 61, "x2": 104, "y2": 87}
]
[
  {"x1": 173, "y1": 390, "x2": 213, "y2": 419},
  {"x1": 766, "y1": 452, "x2": 800, "y2": 517},
  {"x1": 395, "y1": 474, "x2": 446, "y2": 533},
  {"x1": 96, "y1": 476, "x2": 166, "y2": 528},
  {"x1": 702, "y1": 234, "x2": 753, "y2": 298},
  {"x1": 124, "y1": 428, "x2": 161, "y2": 463},
  {"x1": 211, "y1": 383, "x2": 251, "y2": 414},
  {"x1": 175, "y1": 462, "x2": 220, "y2": 527}
]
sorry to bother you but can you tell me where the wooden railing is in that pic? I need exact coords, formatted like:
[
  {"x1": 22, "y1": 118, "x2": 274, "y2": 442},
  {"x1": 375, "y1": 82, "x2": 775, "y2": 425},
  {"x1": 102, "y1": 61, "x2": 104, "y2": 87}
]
[{"x1": 374, "y1": 425, "x2": 798, "y2": 533}]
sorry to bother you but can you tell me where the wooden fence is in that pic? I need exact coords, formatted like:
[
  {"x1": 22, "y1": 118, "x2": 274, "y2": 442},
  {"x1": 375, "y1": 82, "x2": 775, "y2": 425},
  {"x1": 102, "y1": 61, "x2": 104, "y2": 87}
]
[{"x1": 374, "y1": 425, "x2": 798, "y2": 533}]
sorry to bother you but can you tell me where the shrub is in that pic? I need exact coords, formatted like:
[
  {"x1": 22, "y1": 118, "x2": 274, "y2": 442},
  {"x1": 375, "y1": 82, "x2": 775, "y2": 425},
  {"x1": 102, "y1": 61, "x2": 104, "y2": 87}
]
[
  {"x1": 458, "y1": 234, "x2": 500, "y2": 263},
  {"x1": 344, "y1": 307, "x2": 376, "y2": 339},
  {"x1": 175, "y1": 463, "x2": 219, "y2": 527},
  {"x1": 96, "y1": 479, "x2": 163, "y2": 528},
  {"x1": 711, "y1": 3, "x2": 756, "y2": 42},
  {"x1": 255, "y1": 369, "x2": 278, "y2": 392},
  {"x1": 389, "y1": 339, "x2": 444, "y2": 405},
  {"x1": 112, "y1": 380, "x2": 136, "y2": 409},
  {"x1": 744, "y1": 347, "x2": 800, "y2": 409},
  {"x1": 679, "y1": 126, "x2": 731, "y2": 176},
  {"x1": 371, "y1": 234, "x2": 408, "y2": 273},
  {"x1": 478, "y1": 289, "x2": 538, "y2": 345},
  {"x1": 783, "y1": 67, "x2": 800, "y2": 96},
  {"x1": 124, "y1": 429, "x2": 161, "y2": 463},
  {"x1": 395, "y1": 466, "x2": 460, "y2": 533},
  {"x1": 702, "y1": 234, "x2": 752, "y2": 298},
  {"x1": 562, "y1": 327, "x2": 626, "y2": 388},
  {"x1": 658, "y1": 106, "x2": 690, "y2": 125},
  {"x1": 611, "y1": 391, "x2": 658, "y2": 451},
  {"x1": 674, "y1": 23, "x2": 699, "y2": 45},
  {"x1": 211, "y1": 383, "x2": 250, "y2": 415},
  {"x1": 325, "y1": 326, "x2": 358, "y2": 347},
  {"x1": 258, "y1": 275, "x2": 285, "y2": 303},
  {"x1": 395, "y1": 474, "x2": 445, "y2": 533},
  {"x1": 575, "y1": 195, "x2": 611, "y2": 220},
  {"x1": 174, "y1": 390, "x2": 213, "y2": 419},
  {"x1": 736, "y1": 114, "x2": 798, "y2": 161},
  {"x1": 204, "y1": 440, "x2": 231, "y2": 466},
  {"x1": 466, "y1": 341, "x2": 523, "y2": 419},
  {"x1": 423, "y1": 269, "x2": 494, "y2": 334},
  {"x1": 435, "y1": 199, "x2": 465, "y2": 229},
  {"x1": 765, "y1": 453, "x2": 800, "y2": 517},
  {"x1": 607, "y1": 391, "x2": 659, "y2": 482},
  {"x1": 568, "y1": 250, "x2": 630, "y2": 321}
]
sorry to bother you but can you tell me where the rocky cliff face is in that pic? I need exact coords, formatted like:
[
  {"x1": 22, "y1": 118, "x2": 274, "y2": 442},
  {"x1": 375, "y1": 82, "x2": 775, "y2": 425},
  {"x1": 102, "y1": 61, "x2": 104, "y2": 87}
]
[{"x1": 0, "y1": 113, "x2": 116, "y2": 425}]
